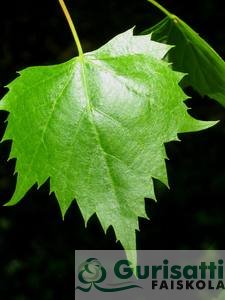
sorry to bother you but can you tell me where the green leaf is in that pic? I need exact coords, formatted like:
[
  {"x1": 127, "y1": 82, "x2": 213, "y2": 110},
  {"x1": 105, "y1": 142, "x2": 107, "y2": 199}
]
[
  {"x1": 0, "y1": 29, "x2": 215, "y2": 255},
  {"x1": 143, "y1": 16, "x2": 225, "y2": 107}
]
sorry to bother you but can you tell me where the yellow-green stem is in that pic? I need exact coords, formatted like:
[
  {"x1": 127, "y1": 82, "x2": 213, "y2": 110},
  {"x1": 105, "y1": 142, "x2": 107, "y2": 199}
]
[
  {"x1": 146, "y1": 0, "x2": 172, "y2": 18},
  {"x1": 58, "y1": 0, "x2": 83, "y2": 56}
]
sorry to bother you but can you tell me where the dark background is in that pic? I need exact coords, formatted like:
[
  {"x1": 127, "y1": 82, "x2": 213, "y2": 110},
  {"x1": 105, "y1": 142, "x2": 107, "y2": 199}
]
[{"x1": 0, "y1": 0, "x2": 225, "y2": 299}]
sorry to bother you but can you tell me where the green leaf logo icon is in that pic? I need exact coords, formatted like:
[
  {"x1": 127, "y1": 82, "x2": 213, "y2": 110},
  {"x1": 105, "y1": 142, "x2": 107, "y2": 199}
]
[
  {"x1": 78, "y1": 258, "x2": 107, "y2": 284},
  {"x1": 76, "y1": 257, "x2": 142, "y2": 293}
]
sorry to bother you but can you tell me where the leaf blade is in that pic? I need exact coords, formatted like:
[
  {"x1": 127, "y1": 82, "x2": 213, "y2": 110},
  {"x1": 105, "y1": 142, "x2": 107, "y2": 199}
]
[{"x1": 0, "y1": 29, "x2": 215, "y2": 254}]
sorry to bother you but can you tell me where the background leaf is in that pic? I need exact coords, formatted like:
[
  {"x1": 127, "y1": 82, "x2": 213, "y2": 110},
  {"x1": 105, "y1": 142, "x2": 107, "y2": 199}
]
[{"x1": 143, "y1": 16, "x2": 225, "y2": 107}]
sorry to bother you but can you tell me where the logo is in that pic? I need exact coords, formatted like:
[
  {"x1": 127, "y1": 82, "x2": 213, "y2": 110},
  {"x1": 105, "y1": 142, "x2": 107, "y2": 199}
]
[
  {"x1": 75, "y1": 250, "x2": 225, "y2": 299},
  {"x1": 76, "y1": 258, "x2": 142, "y2": 292}
]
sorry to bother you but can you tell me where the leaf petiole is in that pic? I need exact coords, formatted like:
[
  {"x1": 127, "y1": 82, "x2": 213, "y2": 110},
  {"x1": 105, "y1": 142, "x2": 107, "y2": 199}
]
[
  {"x1": 58, "y1": 0, "x2": 83, "y2": 56},
  {"x1": 146, "y1": 0, "x2": 173, "y2": 18}
]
